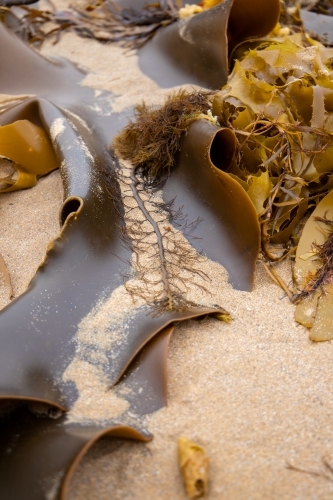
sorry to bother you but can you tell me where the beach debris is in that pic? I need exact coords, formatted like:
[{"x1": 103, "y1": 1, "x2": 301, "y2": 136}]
[
  {"x1": 287, "y1": 456, "x2": 333, "y2": 483},
  {"x1": 178, "y1": 437, "x2": 209, "y2": 499}
]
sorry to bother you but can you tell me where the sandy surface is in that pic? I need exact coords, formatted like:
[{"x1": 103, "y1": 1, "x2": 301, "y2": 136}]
[{"x1": 1, "y1": 15, "x2": 333, "y2": 500}]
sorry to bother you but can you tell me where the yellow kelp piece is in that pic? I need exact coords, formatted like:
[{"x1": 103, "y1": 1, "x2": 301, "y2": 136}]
[
  {"x1": 178, "y1": 437, "x2": 209, "y2": 499},
  {"x1": 0, "y1": 120, "x2": 58, "y2": 192},
  {"x1": 294, "y1": 190, "x2": 333, "y2": 341},
  {"x1": 247, "y1": 169, "x2": 273, "y2": 216}
]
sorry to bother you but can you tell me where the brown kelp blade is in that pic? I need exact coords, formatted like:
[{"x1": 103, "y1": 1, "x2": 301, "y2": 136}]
[
  {"x1": 0, "y1": 402, "x2": 151, "y2": 500},
  {"x1": 0, "y1": 25, "x2": 240, "y2": 500},
  {"x1": 294, "y1": 190, "x2": 333, "y2": 341},
  {"x1": 162, "y1": 119, "x2": 260, "y2": 291},
  {"x1": 138, "y1": 0, "x2": 280, "y2": 89},
  {"x1": 116, "y1": 326, "x2": 174, "y2": 415}
]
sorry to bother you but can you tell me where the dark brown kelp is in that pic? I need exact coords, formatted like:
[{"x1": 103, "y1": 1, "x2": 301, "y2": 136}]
[{"x1": 0, "y1": 18, "x2": 243, "y2": 498}]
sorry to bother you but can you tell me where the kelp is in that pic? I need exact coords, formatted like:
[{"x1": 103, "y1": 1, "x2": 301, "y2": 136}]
[
  {"x1": 293, "y1": 190, "x2": 333, "y2": 341},
  {"x1": 210, "y1": 33, "x2": 333, "y2": 254},
  {"x1": 0, "y1": 119, "x2": 58, "y2": 191},
  {"x1": 0, "y1": 0, "x2": 280, "y2": 89},
  {"x1": 178, "y1": 437, "x2": 209, "y2": 498},
  {"x1": 0, "y1": 2, "x2": 266, "y2": 494}
]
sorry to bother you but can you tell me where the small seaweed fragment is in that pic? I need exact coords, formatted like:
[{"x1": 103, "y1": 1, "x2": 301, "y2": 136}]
[
  {"x1": 113, "y1": 90, "x2": 213, "y2": 179},
  {"x1": 0, "y1": 119, "x2": 58, "y2": 191},
  {"x1": 293, "y1": 190, "x2": 333, "y2": 340},
  {"x1": 178, "y1": 437, "x2": 209, "y2": 499},
  {"x1": 294, "y1": 214, "x2": 333, "y2": 302}
]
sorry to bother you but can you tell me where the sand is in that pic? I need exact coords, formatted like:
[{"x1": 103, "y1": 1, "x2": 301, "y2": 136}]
[{"x1": 1, "y1": 11, "x2": 333, "y2": 500}]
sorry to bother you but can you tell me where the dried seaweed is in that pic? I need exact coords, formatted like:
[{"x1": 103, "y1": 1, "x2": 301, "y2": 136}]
[
  {"x1": 212, "y1": 33, "x2": 333, "y2": 258},
  {"x1": 0, "y1": 0, "x2": 179, "y2": 48},
  {"x1": 294, "y1": 214, "x2": 333, "y2": 301},
  {"x1": 113, "y1": 90, "x2": 213, "y2": 179}
]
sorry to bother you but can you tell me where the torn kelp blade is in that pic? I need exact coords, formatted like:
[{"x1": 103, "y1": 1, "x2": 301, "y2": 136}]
[
  {"x1": 138, "y1": 0, "x2": 280, "y2": 89},
  {"x1": 294, "y1": 190, "x2": 333, "y2": 341},
  {"x1": 162, "y1": 119, "x2": 260, "y2": 291},
  {"x1": 0, "y1": 402, "x2": 151, "y2": 500}
]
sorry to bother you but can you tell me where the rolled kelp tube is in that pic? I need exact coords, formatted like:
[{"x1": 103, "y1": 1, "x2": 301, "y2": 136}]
[{"x1": 138, "y1": 0, "x2": 280, "y2": 89}]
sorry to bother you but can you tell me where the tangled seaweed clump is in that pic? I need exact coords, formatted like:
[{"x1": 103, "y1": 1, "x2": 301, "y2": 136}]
[{"x1": 113, "y1": 90, "x2": 214, "y2": 179}]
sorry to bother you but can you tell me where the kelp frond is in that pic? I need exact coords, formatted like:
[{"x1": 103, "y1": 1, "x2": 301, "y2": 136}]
[{"x1": 112, "y1": 90, "x2": 213, "y2": 179}]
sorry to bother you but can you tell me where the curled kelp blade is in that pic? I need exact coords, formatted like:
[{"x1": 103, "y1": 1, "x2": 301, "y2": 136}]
[
  {"x1": 162, "y1": 119, "x2": 260, "y2": 291},
  {"x1": 138, "y1": 0, "x2": 280, "y2": 89},
  {"x1": 294, "y1": 190, "x2": 333, "y2": 341},
  {"x1": 0, "y1": 402, "x2": 151, "y2": 500}
]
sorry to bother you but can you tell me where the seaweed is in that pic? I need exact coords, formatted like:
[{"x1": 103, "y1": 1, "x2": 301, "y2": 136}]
[
  {"x1": 113, "y1": 90, "x2": 213, "y2": 178},
  {"x1": 0, "y1": 0, "x2": 179, "y2": 48},
  {"x1": 0, "y1": 8, "x2": 256, "y2": 495},
  {"x1": 294, "y1": 214, "x2": 333, "y2": 302}
]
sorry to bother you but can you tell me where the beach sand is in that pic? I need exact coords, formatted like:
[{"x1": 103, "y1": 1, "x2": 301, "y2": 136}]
[{"x1": 1, "y1": 18, "x2": 333, "y2": 500}]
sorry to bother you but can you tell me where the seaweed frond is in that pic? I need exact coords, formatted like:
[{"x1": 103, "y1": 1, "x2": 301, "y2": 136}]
[
  {"x1": 112, "y1": 90, "x2": 213, "y2": 180},
  {"x1": 294, "y1": 214, "x2": 333, "y2": 302}
]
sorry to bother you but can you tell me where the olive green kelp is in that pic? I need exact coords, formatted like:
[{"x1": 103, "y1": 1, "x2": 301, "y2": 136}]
[{"x1": 0, "y1": 1, "x2": 266, "y2": 495}]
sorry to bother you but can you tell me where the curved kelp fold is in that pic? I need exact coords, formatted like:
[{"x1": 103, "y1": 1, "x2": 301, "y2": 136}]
[
  {"x1": 138, "y1": 0, "x2": 280, "y2": 89},
  {"x1": 0, "y1": 402, "x2": 151, "y2": 500},
  {"x1": 0, "y1": 22, "x2": 244, "y2": 499},
  {"x1": 162, "y1": 119, "x2": 260, "y2": 290}
]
